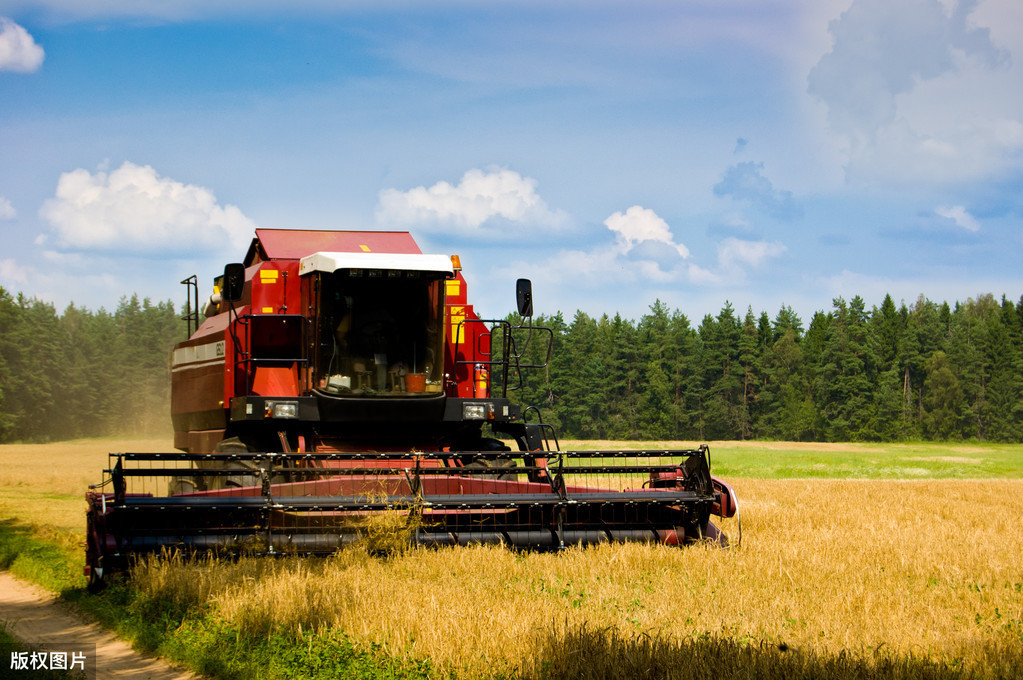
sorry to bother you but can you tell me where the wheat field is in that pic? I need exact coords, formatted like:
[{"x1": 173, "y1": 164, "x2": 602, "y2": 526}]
[
  {"x1": 132, "y1": 477, "x2": 1023, "y2": 678},
  {"x1": 2, "y1": 439, "x2": 1020, "y2": 677},
  {"x1": 0, "y1": 438, "x2": 172, "y2": 533}
]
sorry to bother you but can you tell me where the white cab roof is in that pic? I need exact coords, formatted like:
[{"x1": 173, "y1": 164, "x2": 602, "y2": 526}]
[{"x1": 299, "y1": 251, "x2": 454, "y2": 276}]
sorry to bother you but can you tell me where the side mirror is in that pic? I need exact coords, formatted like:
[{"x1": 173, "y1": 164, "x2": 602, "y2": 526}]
[
  {"x1": 222, "y1": 263, "x2": 246, "y2": 302},
  {"x1": 516, "y1": 279, "x2": 533, "y2": 318}
]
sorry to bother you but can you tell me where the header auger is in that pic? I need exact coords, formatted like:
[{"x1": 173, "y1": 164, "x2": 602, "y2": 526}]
[{"x1": 85, "y1": 228, "x2": 738, "y2": 588}]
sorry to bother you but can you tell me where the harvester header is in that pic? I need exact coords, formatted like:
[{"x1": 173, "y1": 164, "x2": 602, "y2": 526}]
[{"x1": 85, "y1": 228, "x2": 737, "y2": 587}]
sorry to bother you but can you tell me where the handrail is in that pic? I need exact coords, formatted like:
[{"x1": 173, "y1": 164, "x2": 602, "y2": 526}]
[{"x1": 451, "y1": 318, "x2": 553, "y2": 398}]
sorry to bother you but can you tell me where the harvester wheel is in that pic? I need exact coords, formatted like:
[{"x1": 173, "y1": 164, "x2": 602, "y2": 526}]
[
  {"x1": 212, "y1": 437, "x2": 259, "y2": 489},
  {"x1": 86, "y1": 560, "x2": 105, "y2": 593},
  {"x1": 168, "y1": 476, "x2": 205, "y2": 496},
  {"x1": 84, "y1": 523, "x2": 106, "y2": 593},
  {"x1": 463, "y1": 455, "x2": 518, "y2": 481},
  {"x1": 458, "y1": 438, "x2": 518, "y2": 480},
  {"x1": 213, "y1": 437, "x2": 289, "y2": 489},
  {"x1": 223, "y1": 460, "x2": 261, "y2": 489}
]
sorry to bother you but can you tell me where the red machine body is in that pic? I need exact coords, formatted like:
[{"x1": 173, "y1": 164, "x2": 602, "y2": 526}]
[
  {"x1": 85, "y1": 228, "x2": 737, "y2": 588},
  {"x1": 170, "y1": 228, "x2": 498, "y2": 456}
]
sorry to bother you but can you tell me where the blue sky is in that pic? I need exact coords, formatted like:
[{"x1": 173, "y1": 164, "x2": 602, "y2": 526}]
[{"x1": 1, "y1": 0, "x2": 1021, "y2": 323}]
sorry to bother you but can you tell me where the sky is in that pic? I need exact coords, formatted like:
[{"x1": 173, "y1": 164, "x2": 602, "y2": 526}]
[{"x1": 0, "y1": 0, "x2": 1021, "y2": 324}]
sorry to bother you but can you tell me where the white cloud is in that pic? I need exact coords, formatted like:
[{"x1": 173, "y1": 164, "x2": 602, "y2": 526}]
[
  {"x1": 0, "y1": 196, "x2": 15, "y2": 220},
  {"x1": 686, "y1": 263, "x2": 723, "y2": 286},
  {"x1": 935, "y1": 204, "x2": 980, "y2": 232},
  {"x1": 490, "y1": 205, "x2": 786, "y2": 308},
  {"x1": 375, "y1": 167, "x2": 569, "y2": 237},
  {"x1": 494, "y1": 239, "x2": 680, "y2": 299},
  {"x1": 717, "y1": 237, "x2": 787, "y2": 270},
  {"x1": 0, "y1": 18, "x2": 44, "y2": 73},
  {"x1": 603, "y1": 205, "x2": 689, "y2": 258},
  {"x1": 809, "y1": 0, "x2": 1006, "y2": 137},
  {"x1": 807, "y1": 0, "x2": 1022, "y2": 185},
  {"x1": 492, "y1": 211, "x2": 785, "y2": 309},
  {"x1": 0, "y1": 258, "x2": 29, "y2": 284},
  {"x1": 0, "y1": 253, "x2": 125, "y2": 307},
  {"x1": 39, "y1": 161, "x2": 256, "y2": 255}
]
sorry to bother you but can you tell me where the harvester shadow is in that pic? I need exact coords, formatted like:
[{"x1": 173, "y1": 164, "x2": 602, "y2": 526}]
[{"x1": 525, "y1": 625, "x2": 1003, "y2": 680}]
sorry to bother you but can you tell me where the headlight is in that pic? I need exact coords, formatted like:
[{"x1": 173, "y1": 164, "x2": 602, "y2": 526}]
[
  {"x1": 267, "y1": 401, "x2": 299, "y2": 419},
  {"x1": 462, "y1": 402, "x2": 487, "y2": 420}
]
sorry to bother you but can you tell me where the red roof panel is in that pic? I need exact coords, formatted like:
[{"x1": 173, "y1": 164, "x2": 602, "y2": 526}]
[{"x1": 249, "y1": 229, "x2": 423, "y2": 263}]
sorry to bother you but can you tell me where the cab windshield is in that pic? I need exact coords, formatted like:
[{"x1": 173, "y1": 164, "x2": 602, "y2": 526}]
[{"x1": 314, "y1": 269, "x2": 445, "y2": 396}]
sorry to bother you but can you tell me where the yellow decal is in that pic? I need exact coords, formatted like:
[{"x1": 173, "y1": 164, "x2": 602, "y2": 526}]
[
  {"x1": 446, "y1": 280, "x2": 461, "y2": 298},
  {"x1": 262, "y1": 307, "x2": 273, "y2": 313},
  {"x1": 449, "y1": 306, "x2": 465, "y2": 342},
  {"x1": 259, "y1": 269, "x2": 279, "y2": 282},
  {"x1": 360, "y1": 245, "x2": 371, "y2": 252}
]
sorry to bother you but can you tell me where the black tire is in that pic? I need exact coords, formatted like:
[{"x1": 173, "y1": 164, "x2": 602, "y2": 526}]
[
  {"x1": 168, "y1": 475, "x2": 203, "y2": 496},
  {"x1": 84, "y1": 524, "x2": 106, "y2": 593},
  {"x1": 206, "y1": 437, "x2": 257, "y2": 489}
]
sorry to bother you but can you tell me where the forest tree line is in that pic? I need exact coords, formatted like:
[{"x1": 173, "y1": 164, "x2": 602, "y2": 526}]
[
  {"x1": 504, "y1": 293, "x2": 1023, "y2": 443},
  {"x1": 1, "y1": 285, "x2": 1022, "y2": 443},
  {"x1": 0, "y1": 288, "x2": 184, "y2": 443}
]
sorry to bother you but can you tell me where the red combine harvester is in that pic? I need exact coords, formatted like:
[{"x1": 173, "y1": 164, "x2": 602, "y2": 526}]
[{"x1": 85, "y1": 228, "x2": 738, "y2": 587}]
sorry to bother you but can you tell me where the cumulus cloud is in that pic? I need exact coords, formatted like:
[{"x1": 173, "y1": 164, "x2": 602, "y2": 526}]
[
  {"x1": 39, "y1": 161, "x2": 256, "y2": 255},
  {"x1": 935, "y1": 204, "x2": 980, "y2": 232},
  {"x1": 0, "y1": 196, "x2": 15, "y2": 220},
  {"x1": 0, "y1": 18, "x2": 44, "y2": 73},
  {"x1": 604, "y1": 205, "x2": 689, "y2": 257},
  {"x1": 491, "y1": 206, "x2": 696, "y2": 296},
  {"x1": 375, "y1": 167, "x2": 569, "y2": 237},
  {"x1": 807, "y1": 0, "x2": 1018, "y2": 184},
  {"x1": 713, "y1": 162, "x2": 801, "y2": 220},
  {"x1": 809, "y1": 0, "x2": 1006, "y2": 137},
  {"x1": 521, "y1": 208, "x2": 783, "y2": 292}
]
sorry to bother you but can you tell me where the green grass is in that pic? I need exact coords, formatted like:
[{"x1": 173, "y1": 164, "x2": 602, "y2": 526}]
[
  {"x1": 560, "y1": 440, "x2": 1023, "y2": 479},
  {"x1": 706, "y1": 442, "x2": 1023, "y2": 479},
  {"x1": 65, "y1": 580, "x2": 440, "y2": 680},
  {"x1": 0, "y1": 519, "x2": 84, "y2": 593},
  {"x1": 0, "y1": 518, "x2": 442, "y2": 680}
]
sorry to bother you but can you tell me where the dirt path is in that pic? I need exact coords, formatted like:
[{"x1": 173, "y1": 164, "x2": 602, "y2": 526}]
[{"x1": 0, "y1": 571, "x2": 198, "y2": 679}]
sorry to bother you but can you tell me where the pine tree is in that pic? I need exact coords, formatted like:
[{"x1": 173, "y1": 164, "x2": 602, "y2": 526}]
[
  {"x1": 815, "y1": 297, "x2": 877, "y2": 440},
  {"x1": 922, "y1": 351, "x2": 964, "y2": 439},
  {"x1": 638, "y1": 301, "x2": 674, "y2": 439},
  {"x1": 697, "y1": 303, "x2": 744, "y2": 439},
  {"x1": 559, "y1": 311, "x2": 605, "y2": 438},
  {"x1": 947, "y1": 296, "x2": 1000, "y2": 439},
  {"x1": 735, "y1": 308, "x2": 760, "y2": 439},
  {"x1": 0, "y1": 288, "x2": 17, "y2": 440},
  {"x1": 864, "y1": 294, "x2": 905, "y2": 439},
  {"x1": 605, "y1": 314, "x2": 642, "y2": 439}
]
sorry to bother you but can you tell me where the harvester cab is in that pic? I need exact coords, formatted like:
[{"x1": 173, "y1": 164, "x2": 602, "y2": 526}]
[{"x1": 85, "y1": 228, "x2": 738, "y2": 588}]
